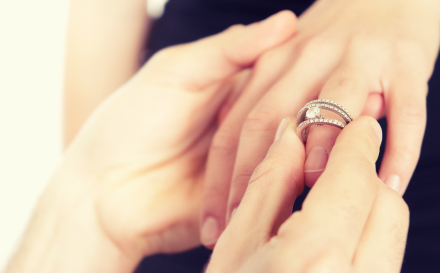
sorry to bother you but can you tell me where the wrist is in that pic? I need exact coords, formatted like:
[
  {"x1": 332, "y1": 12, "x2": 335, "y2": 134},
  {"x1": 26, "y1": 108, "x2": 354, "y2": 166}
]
[{"x1": 5, "y1": 168, "x2": 141, "y2": 273}]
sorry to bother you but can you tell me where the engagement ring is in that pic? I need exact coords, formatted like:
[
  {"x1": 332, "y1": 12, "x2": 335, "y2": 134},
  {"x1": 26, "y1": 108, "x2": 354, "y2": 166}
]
[{"x1": 296, "y1": 99, "x2": 352, "y2": 143}]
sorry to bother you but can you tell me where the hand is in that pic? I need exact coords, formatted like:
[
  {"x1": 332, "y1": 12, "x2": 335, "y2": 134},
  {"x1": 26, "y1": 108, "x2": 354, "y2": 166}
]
[
  {"x1": 6, "y1": 12, "x2": 297, "y2": 273},
  {"x1": 200, "y1": 0, "x2": 440, "y2": 246},
  {"x1": 207, "y1": 117, "x2": 409, "y2": 273}
]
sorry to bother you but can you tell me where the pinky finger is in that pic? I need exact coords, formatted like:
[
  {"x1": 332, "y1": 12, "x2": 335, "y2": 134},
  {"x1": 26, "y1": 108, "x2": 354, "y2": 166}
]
[{"x1": 379, "y1": 77, "x2": 427, "y2": 195}]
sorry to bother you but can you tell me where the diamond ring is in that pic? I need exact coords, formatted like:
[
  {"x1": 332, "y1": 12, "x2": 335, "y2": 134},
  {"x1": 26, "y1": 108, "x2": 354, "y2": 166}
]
[{"x1": 296, "y1": 99, "x2": 352, "y2": 143}]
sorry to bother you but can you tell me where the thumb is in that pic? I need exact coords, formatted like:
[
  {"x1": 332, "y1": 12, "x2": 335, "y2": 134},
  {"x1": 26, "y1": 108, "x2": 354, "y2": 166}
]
[{"x1": 144, "y1": 10, "x2": 297, "y2": 90}]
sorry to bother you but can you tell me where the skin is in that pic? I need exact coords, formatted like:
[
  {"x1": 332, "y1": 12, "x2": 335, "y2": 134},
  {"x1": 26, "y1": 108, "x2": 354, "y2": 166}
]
[
  {"x1": 200, "y1": 0, "x2": 440, "y2": 247},
  {"x1": 207, "y1": 117, "x2": 409, "y2": 273},
  {"x1": 5, "y1": 12, "x2": 297, "y2": 273},
  {"x1": 6, "y1": 13, "x2": 408, "y2": 273},
  {"x1": 64, "y1": 0, "x2": 149, "y2": 146}
]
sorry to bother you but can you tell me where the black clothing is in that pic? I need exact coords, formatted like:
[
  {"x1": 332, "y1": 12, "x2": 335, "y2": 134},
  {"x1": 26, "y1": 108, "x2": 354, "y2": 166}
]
[{"x1": 138, "y1": 0, "x2": 440, "y2": 272}]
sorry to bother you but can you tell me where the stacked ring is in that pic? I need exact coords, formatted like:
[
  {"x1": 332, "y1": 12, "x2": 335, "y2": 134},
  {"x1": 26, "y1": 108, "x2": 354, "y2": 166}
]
[{"x1": 296, "y1": 99, "x2": 352, "y2": 143}]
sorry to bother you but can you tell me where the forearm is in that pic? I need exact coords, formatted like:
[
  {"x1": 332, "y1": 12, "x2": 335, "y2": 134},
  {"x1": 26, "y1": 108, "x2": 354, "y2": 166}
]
[{"x1": 64, "y1": 0, "x2": 149, "y2": 146}]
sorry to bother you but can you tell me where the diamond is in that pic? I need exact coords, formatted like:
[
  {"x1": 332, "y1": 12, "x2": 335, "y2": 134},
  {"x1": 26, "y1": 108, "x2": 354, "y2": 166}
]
[{"x1": 306, "y1": 107, "x2": 321, "y2": 119}]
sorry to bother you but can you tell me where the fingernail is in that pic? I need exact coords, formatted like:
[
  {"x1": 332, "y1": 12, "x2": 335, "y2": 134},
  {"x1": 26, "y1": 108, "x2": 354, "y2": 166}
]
[
  {"x1": 201, "y1": 217, "x2": 219, "y2": 246},
  {"x1": 369, "y1": 120, "x2": 383, "y2": 144},
  {"x1": 274, "y1": 118, "x2": 290, "y2": 142},
  {"x1": 230, "y1": 208, "x2": 237, "y2": 221},
  {"x1": 304, "y1": 146, "x2": 328, "y2": 173},
  {"x1": 385, "y1": 174, "x2": 401, "y2": 192}
]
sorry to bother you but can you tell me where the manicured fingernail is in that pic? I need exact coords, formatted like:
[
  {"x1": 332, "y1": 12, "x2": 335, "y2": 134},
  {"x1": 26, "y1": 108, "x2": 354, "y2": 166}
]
[
  {"x1": 201, "y1": 217, "x2": 219, "y2": 246},
  {"x1": 230, "y1": 208, "x2": 237, "y2": 221},
  {"x1": 370, "y1": 120, "x2": 383, "y2": 144},
  {"x1": 385, "y1": 174, "x2": 401, "y2": 192},
  {"x1": 274, "y1": 118, "x2": 290, "y2": 142},
  {"x1": 304, "y1": 146, "x2": 328, "y2": 173}
]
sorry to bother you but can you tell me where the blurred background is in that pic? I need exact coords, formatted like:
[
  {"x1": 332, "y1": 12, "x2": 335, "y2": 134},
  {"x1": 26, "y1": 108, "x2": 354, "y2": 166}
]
[{"x1": 0, "y1": 0, "x2": 166, "y2": 269}]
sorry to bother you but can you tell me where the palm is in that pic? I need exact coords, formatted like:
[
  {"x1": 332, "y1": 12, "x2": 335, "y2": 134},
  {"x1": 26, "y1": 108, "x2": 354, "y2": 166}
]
[{"x1": 75, "y1": 83, "x2": 217, "y2": 255}]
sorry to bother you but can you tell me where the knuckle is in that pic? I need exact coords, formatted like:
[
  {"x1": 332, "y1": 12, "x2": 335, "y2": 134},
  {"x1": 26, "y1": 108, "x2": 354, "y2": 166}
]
[
  {"x1": 226, "y1": 23, "x2": 245, "y2": 33},
  {"x1": 298, "y1": 37, "x2": 328, "y2": 56},
  {"x1": 203, "y1": 183, "x2": 227, "y2": 200},
  {"x1": 221, "y1": 24, "x2": 247, "y2": 64},
  {"x1": 323, "y1": 76, "x2": 362, "y2": 98},
  {"x1": 342, "y1": 156, "x2": 377, "y2": 182},
  {"x1": 210, "y1": 126, "x2": 238, "y2": 156},
  {"x1": 388, "y1": 143, "x2": 421, "y2": 167},
  {"x1": 233, "y1": 164, "x2": 257, "y2": 187},
  {"x1": 392, "y1": 39, "x2": 433, "y2": 77},
  {"x1": 299, "y1": 249, "x2": 349, "y2": 273},
  {"x1": 342, "y1": 119, "x2": 382, "y2": 160},
  {"x1": 346, "y1": 32, "x2": 386, "y2": 51},
  {"x1": 151, "y1": 43, "x2": 188, "y2": 61},
  {"x1": 393, "y1": 99, "x2": 426, "y2": 125},
  {"x1": 385, "y1": 188, "x2": 410, "y2": 220},
  {"x1": 147, "y1": 46, "x2": 177, "y2": 67},
  {"x1": 393, "y1": 39, "x2": 427, "y2": 62},
  {"x1": 248, "y1": 156, "x2": 283, "y2": 187},
  {"x1": 243, "y1": 105, "x2": 281, "y2": 133},
  {"x1": 253, "y1": 44, "x2": 293, "y2": 78}
]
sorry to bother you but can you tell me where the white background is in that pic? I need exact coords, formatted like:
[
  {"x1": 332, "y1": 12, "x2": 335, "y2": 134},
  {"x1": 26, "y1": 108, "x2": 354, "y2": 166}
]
[{"x1": 0, "y1": 0, "x2": 166, "y2": 269}]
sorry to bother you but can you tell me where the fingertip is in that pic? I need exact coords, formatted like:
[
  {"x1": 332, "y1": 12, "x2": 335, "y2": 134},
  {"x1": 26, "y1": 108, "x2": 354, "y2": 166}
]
[
  {"x1": 330, "y1": 116, "x2": 382, "y2": 166},
  {"x1": 200, "y1": 216, "x2": 220, "y2": 248},
  {"x1": 276, "y1": 117, "x2": 304, "y2": 149},
  {"x1": 269, "y1": 10, "x2": 297, "y2": 34},
  {"x1": 345, "y1": 116, "x2": 382, "y2": 145},
  {"x1": 384, "y1": 174, "x2": 401, "y2": 193},
  {"x1": 226, "y1": 10, "x2": 297, "y2": 67},
  {"x1": 274, "y1": 117, "x2": 290, "y2": 142}
]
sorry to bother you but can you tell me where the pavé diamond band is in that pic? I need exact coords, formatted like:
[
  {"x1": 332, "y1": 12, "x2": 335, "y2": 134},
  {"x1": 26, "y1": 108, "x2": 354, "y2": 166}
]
[{"x1": 296, "y1": 99, "x2": 352, "y2": 143}]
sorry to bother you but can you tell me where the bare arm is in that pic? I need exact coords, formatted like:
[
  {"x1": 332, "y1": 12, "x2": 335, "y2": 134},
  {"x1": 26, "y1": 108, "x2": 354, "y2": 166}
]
[{"x1": 64, "y1": 0, "x2": 149, "y2": 146}]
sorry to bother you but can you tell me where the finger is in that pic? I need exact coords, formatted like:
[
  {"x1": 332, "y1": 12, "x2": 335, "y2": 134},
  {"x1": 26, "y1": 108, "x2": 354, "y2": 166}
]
[
  {"x1": 361, "y1": 92, "x2": 385, "y2": 119},
  {"x1": 225, "y1": 49, "x2": 337, "y2": 225},
  {"x1": 353, "y1": 183, "x2": 409, "y2": 273},
  {"x1": 304, "y1": 61, "x2": 373, "y2": 187},
  {"x1": 378, "y1": 76, "x2": 427, "y2": 195},
  {"x1": 222, "y1": 118, "x2": 304, "y2": 245},
  {"x1": 278, "y1": 117, "x2": 383, "y2": 260},
  {"x1": 144, "y1": 10, "x2": 297, "y2": 91},
  {"x1": 200, "y1": 40, "x2": 298, "y2": 248},
  {"x1": 207, "y1": 119, "x2": 303, "y2": 269}
]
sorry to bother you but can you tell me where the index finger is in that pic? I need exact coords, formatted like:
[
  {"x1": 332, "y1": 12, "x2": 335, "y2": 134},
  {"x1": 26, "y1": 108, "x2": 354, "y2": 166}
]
[{"x1": 279, "y1": 116, "x2": 383, "y2": 260}]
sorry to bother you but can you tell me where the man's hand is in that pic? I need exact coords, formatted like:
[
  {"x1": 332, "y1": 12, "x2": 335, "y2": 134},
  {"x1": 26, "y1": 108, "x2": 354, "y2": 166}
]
[
  {"x1": 6, "y1": 11, "x2": 297, "y2": 273},
  {"x1": 207, "y1": 117, "x2": 409, "y2": 273}
]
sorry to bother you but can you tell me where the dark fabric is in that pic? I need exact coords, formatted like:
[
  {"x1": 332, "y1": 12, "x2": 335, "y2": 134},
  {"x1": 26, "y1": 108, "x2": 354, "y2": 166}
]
[
  {"x1": 146, "y1": 0, "x2": 315, "y2": 58},
  {"x1": 137, "y1": 0, "x2": 440, "y2": 272}
]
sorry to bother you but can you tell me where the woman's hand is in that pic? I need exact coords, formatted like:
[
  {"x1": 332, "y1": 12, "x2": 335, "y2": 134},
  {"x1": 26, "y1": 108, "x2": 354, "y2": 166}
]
[
  {"x1": 201, "y1": 0, "x2": 440, "y2": 246},
  {"x1": 5, "y1": 12, "x2": 297, "y2": 273},
  {"x1": 207, "y1": 117, "x2": 409, "y2": 273}
]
